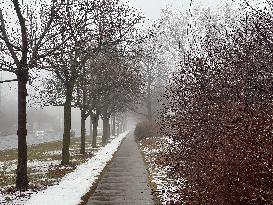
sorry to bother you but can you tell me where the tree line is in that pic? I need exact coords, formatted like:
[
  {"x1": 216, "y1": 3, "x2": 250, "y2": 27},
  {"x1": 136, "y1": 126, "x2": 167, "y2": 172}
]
[{"x1": 0, "y1": 0, "x2": 143, "y2": 191}]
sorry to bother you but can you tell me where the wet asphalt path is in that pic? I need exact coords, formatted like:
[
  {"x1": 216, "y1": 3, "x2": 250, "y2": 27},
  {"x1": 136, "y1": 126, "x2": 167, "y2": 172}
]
[{"x1": 87, "y1": 133, "x2": 154, "y2": 205}]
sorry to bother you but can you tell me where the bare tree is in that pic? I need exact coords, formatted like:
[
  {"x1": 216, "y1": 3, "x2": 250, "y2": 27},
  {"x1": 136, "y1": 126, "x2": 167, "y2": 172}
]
[
  {"x1": 81, "y1": 50, "x2": 142, "y2": 147},
  {"x1": 42, "y1": 0, "x2": 143, "y2": 161},
  {"x1": 136, "y1": 9, "x2": 187, "y2": 121},
  {"x1": 0, "y1": 0, "x2": 66, "y2": 190},
  {"x1": 74, "y1": 0, "x2": 143, "y2": 150},
  {"x1": 40, "y1": 0, "x2": 97, "y2": 164}
]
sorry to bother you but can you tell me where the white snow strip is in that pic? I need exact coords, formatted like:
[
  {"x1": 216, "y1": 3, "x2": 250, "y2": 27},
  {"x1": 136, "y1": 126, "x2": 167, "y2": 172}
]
[
  {"x1": 24, "y1": 131, "x2": 129, "y2": 205},
  {"x1": 42, "y1": 150, "x2": 62, "y2": 156}
]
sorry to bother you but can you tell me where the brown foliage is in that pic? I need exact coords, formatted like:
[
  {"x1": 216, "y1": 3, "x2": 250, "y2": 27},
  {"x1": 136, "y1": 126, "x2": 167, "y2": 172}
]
[
  {"x1": 160, "y1": 3, "x2": 273, "y2": 204},
  {"x1": 134, "y1": 121, "x2": 160, "y2": 141}
]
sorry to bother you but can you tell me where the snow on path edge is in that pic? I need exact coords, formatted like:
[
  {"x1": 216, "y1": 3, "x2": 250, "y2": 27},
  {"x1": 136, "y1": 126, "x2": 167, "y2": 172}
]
[{"x1": 25, "y1": 131, "x2": 129, "y2": 205}]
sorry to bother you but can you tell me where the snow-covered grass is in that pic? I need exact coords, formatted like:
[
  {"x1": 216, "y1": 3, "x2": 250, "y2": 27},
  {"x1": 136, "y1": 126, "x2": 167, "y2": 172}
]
[
  {"x1": 139, "y1": 136, "x2": 183, "y2": 204},
  {"x1": 0, "y1": 132, "x2": 128, "y2": 205},
  {"x1": 0, "y1": 137, "x2": 101, "y2": 188}
]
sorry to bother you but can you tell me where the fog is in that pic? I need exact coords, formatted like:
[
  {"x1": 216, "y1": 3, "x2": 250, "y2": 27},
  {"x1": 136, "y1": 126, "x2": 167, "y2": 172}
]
[
  {"x1": 0, "y1": 0, "x2": 226, "y2": 137},
  {"x1": 3, "y1": 0, "x2": 268, "y2": 203}
]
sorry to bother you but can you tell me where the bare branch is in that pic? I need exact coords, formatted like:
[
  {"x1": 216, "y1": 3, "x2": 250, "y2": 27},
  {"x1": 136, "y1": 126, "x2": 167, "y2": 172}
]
[{"x1": 0, "y1": 9, "x2": 20, "y2": 67}]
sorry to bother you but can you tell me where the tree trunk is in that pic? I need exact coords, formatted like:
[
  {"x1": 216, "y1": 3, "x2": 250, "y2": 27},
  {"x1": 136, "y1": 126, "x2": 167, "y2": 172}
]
[
  {"x1": 112, "y1": 114, "x2": 116, "y2": 136},
  {"x1": 121, "y1": 121, "x2": 124, "y2": 133},
  {"x1": 16, "y1": 73, "x2": 28, "y2": 190},
  {"x1": 61, "y1": 89, "x2": 72, "y2": 165},
  {"x1": 147, "y1": 93, "x2": 152, "y2": 121},
  {"x1": 90, "y1": 114, "x2": 93, "y2": 138},
  {"x1": 102, "y1": 117, "x2": 108, "y2": 145},
  {"x1": 80, "y1": 66, "x2": 87, "y2": 154},
  {"x1": 117, "y1": 122, "x2": 120, "y2": 136},
  {"x1": 107, "y1": 120, "x2": 111, "y2": 140},
  {"x1": 92, "y1": 116, "x2": 98, "y2": 148},
  {"x1": 80, "y1": 109, "x2": 86, "y2": 155},
  {"x1": 147, "y1": 75, "x2": 153, "y2": 121}
]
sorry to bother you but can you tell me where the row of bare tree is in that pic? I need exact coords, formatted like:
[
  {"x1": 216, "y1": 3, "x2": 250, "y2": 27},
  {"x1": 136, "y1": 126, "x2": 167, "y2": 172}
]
[{"x1": 0, "y1": 0, "x2": 143, "y2": 191}]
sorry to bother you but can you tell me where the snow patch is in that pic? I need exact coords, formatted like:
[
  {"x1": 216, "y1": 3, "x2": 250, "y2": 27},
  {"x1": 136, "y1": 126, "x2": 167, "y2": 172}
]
[
  {"x1": 140, "y1": 136, "x2": 183, "y2": 204},
  {"x1": 24, "y1": 131, "x2": 128, "y2": 205},
  {"x1": 42, "y1": 150, "x2": 62, "y2": 156}
]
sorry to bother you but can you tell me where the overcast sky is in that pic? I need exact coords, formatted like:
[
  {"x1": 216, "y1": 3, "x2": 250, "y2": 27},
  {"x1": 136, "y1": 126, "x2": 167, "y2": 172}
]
[
  {"x1": 128, "y1": 0, "x2": 226, "y2": 20},
  {"x1": 0, "y1": 0, "x2": 228, "y2": 100}
]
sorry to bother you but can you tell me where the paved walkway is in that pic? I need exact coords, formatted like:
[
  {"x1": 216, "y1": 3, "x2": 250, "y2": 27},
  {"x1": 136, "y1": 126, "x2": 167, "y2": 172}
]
[{"x1": 87, "y1": 133, "x2": 154, "y2": 205}]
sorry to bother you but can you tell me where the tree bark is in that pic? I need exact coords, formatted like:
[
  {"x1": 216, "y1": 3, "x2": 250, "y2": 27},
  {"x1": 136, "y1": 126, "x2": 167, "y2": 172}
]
[
  {"x1": 80, "y1": 109, "x2": 86, "y2": 155},
  {"x1": 117, "y1": 122, "x2": 120, "y2": 136},
  {"x1": 147, "y1": 72, "x2": 153, "y2": 121},
  {"x1": 112, "y1": 114, "x2": 116, "y2": 136},
  {"x1": 107, "y1": 120, "x2": 111, "y2": 140},
  {"x1": 147, "y1": 88, "x2": 152, "y2": 121},
  {"x1": 90, "y1": 114, "x2": 93, "y2": 138},
  {"x1": 120, "y1": 120, "x2": 124, "y2": 133},
  {"x1": 16, "y1": 71, "x2": 28, "y2": 190},
  {"x1": 102, "y1": 117, "x2": 108, "y2": 145},
  {"x1": 61, "y1": 87, "x2": 72, "y2": 165},
  {"x1": 92, "y1": 116, "x2": 98, "y2": 148}
]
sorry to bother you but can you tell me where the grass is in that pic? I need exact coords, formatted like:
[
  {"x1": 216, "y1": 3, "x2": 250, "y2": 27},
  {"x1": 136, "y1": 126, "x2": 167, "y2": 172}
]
[
  {"x1": 0, "y1": 135, "x2": 103, "y2": 189},
  {"x1": 138, "y1": 136, "x2": 172, "y2": 205},
  {"x1": 138, "y1": 138, "x2": 162, "y2": 205},
  {"x1": 139, "y1": 136, "x2": 184, "y2": 204}
]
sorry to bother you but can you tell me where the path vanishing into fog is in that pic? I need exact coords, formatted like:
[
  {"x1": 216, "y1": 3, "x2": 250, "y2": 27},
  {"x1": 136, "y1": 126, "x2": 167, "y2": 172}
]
[{"x1": 87, "y1": 133, "x2": 154, "y2": 205}]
